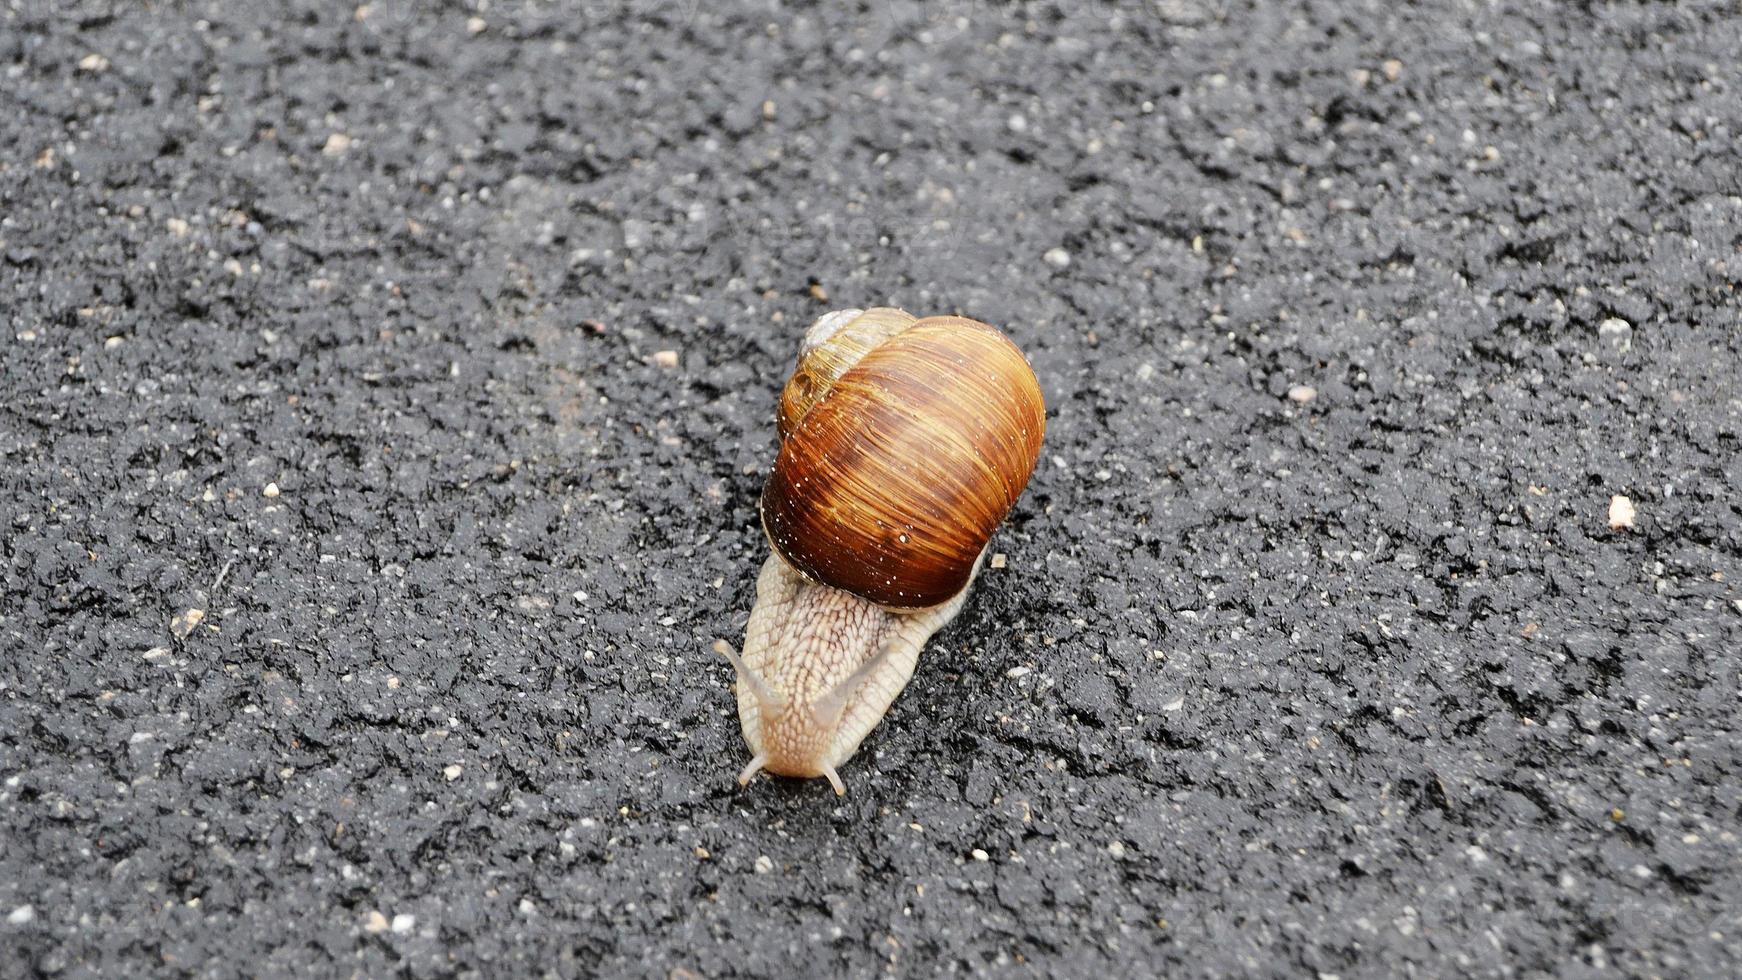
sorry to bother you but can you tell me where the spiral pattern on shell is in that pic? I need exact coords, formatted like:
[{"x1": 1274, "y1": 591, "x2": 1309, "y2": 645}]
[{"x1": 761, "y1": 310, "x2": 1045, "y2": 608}]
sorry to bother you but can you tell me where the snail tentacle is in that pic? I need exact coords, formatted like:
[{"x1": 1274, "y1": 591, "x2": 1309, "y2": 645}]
[
  {"x1": 809, "y1": 636, "x2": 901, "y2": 737},
  {"x1": 737, "y1": 754, "x2": 769, "y2": 787},
  {"x1": 717, "y1": 639, "x2": 785, "y2": 716}
]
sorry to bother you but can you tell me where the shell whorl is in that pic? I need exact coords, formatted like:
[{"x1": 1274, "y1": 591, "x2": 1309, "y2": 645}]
[{"x1": 761, "y1": 309, "x2": 1045, "y2": 609}]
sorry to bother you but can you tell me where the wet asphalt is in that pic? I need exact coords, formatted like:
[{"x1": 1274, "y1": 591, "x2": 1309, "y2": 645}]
[{"x1": 2, "y1": 1, "x2": 1740, "y2": 977}]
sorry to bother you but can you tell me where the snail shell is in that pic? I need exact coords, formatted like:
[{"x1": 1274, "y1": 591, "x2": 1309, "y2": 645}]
[
  {"x1": 725, "y1": 307, "x2": 1045, "y2": 794},
  {"x1": 760, "y1": 309, "x2": 1046, "y2": 608}
]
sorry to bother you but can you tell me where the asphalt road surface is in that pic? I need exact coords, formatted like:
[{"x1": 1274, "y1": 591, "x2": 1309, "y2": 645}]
[{"x1": 3, "y1": 1, "x2": 1739, "y2": 976}]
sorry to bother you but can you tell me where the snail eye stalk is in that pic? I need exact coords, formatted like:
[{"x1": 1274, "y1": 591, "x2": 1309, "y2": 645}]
[{"x1": 716, "y1": 641, "x2": 785, "y2": 717}]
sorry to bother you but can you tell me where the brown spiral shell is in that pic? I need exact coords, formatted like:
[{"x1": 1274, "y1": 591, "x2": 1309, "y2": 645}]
[{"x1": 760, "y1": 310, "x2": 1046, "y2": 609}]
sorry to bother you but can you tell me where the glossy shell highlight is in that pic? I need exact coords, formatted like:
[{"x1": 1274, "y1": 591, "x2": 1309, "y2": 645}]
[{"x1": 760, "y1": 314, "x2": 1045, "y2": 608}]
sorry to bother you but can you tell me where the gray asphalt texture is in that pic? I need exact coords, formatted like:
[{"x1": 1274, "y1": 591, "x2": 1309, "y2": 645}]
[{"x1": 3, "y1": 1, "x2": 1740, "y2": 977}]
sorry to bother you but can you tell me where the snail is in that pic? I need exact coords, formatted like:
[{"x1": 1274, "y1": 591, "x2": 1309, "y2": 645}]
[{"x1": 718, "y1": 307, "x2": 1045, "y2": 794}]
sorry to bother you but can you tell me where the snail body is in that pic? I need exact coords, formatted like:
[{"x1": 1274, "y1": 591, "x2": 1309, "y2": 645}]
[{"x1": 721, "y1": 308, "x2": 1044, "y2": 794}]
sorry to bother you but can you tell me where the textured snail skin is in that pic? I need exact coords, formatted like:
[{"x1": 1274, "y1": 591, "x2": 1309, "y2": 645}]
[
  {"x1": 724, "y1": 551, "x2": 978, "y2": 795},
  {"x1": 722, "y1": 308, "x2": 1042, "y2": 795}
]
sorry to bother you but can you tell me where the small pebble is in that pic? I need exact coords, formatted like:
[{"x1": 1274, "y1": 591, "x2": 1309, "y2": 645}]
[
  {"x1": 443, "y1": 764, "x2": 464, "y2": 781},
  {"x1": 170, "y1": 608, "x2": 205, "y2": 639},
  {"x1": 322, "y1": 132, "x2": 352, "y2": 156},
  {"x1": 1598, "y1": 317, "x2": 1633, "y2": 351},
  {"x1": 262, "y1": 482, "x2": 280, "y2": 498},
  {"x1": 391, "y1": 913, "x2": 415, "y2": 934},
  {"x1": 761, "y1": 100, "x2": 777, "y2": 121},
  {"x1": 1608, "y1": 495, "x2": 1636, "y2": 531},
  {"x1": 466, "y1": 16, "x2": 486, "y2": 34},
  {"x1": 808, "y1": 282, "x2": 828, "y2": 302},
  {"x1": 363, "y1": 910, "x2": 389, "y2": 934},
  {"x1": 990, "y1": 553, "x2": 1007, "y2": 569},
  {"x1": 971, "y1": 848, "x2": 990, "y2": 862},
  {"x1": 7, "y1": 905, "x2": 34, "y2": 925},
  {"x1": 652, "y1": 350, "x2": 680, "y2": 369},
  {"x1": 1287, "y1": 385, "x2": 1317, "y2": 404},
  {"x1": 1382, "y1": 58, "x2": 1403, "y2": 82},
  {"x1": 166, "y1": 218, "x2": 190, "y2": 237},
  {"x1": 79, "y1": 53, "x2": 109, "y2": 72},
  {"x1": 754, "y1": 855, "x2": 774, "y2": 874},
  {"x1": 1007, "y1": 113, "x2": 1028, "y2": 134},
  {"x1": 1043, "y1": 247, "x2": 1071, "y2": 269}
]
